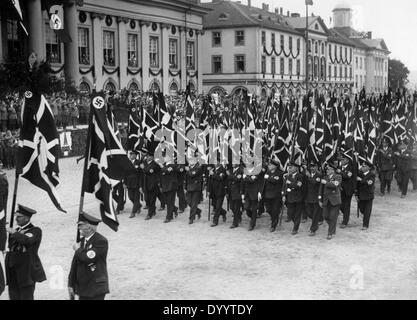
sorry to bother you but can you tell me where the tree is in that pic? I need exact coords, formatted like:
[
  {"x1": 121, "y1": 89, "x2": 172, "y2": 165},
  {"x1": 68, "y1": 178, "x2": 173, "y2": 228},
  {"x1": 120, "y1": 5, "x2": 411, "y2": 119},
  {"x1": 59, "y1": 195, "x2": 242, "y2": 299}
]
[{"x1": 388, "y1": 59, "x2": 410, "y2": 90}]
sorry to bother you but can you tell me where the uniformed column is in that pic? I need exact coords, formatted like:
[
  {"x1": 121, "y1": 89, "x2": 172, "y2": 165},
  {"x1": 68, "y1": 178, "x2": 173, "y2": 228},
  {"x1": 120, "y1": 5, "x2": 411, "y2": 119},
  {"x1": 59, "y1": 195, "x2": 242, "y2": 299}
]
[
  {"x1": 64, "y1": 0, "x2": 80, "y2": 86},
  {"x1": 179, "y1": 27, "x2": 187, "y2": 91},
  {"x1": 26, "y1": 0, "x2": 44, "y2": 62},
  {"x1": 161, "y1": 23, "x2": 170, "y2": 94},
  {"x1": 117, "y1": 17, "x2": 129, "y2": 89},
  {"x1": 196, "y1": 30, "x2": 203, "y2": 94},
  {"x1": 141, "y1": 21, "x2": 151, "y2": 91},
  {"x1": 91, "y1": 12, "x2": 105, "y2": 89}
]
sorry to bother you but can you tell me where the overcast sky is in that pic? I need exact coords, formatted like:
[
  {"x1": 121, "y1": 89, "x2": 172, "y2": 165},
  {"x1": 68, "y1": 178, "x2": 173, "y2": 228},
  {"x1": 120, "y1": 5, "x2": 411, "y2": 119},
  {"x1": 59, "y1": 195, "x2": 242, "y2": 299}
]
[{"x1": 201, "y1": 0, "x2": 417, "y2": 71}]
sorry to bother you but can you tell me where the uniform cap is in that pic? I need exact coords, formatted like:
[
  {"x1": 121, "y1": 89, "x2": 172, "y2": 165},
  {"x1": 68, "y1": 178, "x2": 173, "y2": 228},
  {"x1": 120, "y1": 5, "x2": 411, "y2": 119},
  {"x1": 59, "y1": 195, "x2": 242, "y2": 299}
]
[
  {"x1": 78, "y1": 211, "x2": 101, "y2": 226},
  {"x1": 16, "y1": 204, "x2": 37, "y2": 217}
]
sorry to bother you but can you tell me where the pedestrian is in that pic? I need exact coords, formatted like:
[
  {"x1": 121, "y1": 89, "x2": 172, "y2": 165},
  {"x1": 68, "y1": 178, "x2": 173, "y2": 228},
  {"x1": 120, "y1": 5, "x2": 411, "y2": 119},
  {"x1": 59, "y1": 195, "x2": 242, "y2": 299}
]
[
  {"x1": 125, "y1": 151, "x2": 141, "y2": 218},
  {"x1": 394, "y1": 139, "x2": 412, "y2": 198},
  {"x1": 227, "y1": 163, "x2": 244, "y2": 229},
  {"x1": 70, "y1": 101, "x2": 79, "y2": 129},
  {"x1": 5, "y1": 204, "x2": 47, "y2": 300},
  {"x1": 356, "y1": 161, "x2": 376, "y2": 230},
  {"x1": 339, "y1": 155, "x2": 356, "y2": 228},
  {"x1": 377, "y1": 139, "x2": 394, "y2": 196},
  {"x1": 185, "y1": 156, "x2": 203, "y2": 224},
  {"x1": 209, "y1": 162, "x2": 228, "y2": 227},
  {"x1": 142, "y1": 154, "x2": 161, "y2": 220},
  {"x1": 261, "y1": 159, "x2": 284, "y2": 232},
  {"x1": 7, "y1": 103, "x2": 18, "y2": 131},
  {"x1": 0, "y1": 102, "x2": 8, "y2": 132},
  {"x1": 319, "y1": 162, "x2": 342, "y2": 240},
  {"x1": 304, "y1": 161, "x2": 323, "y2": 236},
  {"x1": 160, "y1": 153, "x2": 179, "y2": 223},
  {"x1": 242, "y1": 160, "x2": 263, "y2": 231},
  {"x1": 176, "y1": 164, "x2": 187, "y2": 213},
  {"x1": 68, "y1": 212, "x2": 109, "y2": 300},
  {"x1": 284, "y1": 162, "x2": 304, "y2": 235}
]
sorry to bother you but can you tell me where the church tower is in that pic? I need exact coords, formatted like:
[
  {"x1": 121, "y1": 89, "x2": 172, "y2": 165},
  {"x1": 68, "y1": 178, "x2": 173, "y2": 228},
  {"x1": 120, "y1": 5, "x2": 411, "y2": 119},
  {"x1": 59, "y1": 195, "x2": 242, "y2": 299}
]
[{"x1": 332, "y1": 2, "x2": 353, "y2": 28}]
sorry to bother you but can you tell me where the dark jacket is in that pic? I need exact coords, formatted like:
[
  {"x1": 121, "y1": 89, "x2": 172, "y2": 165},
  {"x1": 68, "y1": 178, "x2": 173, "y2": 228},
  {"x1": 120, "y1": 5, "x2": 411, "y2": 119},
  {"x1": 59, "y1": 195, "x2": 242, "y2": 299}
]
[
  {"x1": 356, "y1": 171, "x2": 375, "y2": 201},
  {"x1": 160, "y1": 164, "x2": 178, "y2": 193},
  {"x1": 68, "y1": 232, "x2": 109, "y2": 298},
  {"x1": 285, "y1": 172, "x2": 304, "y2": 203},
  {"x1": 227, "y1": 166, "x2": 244, "y2": 201},
  {"x1": 125, "y1": 159, "x2": 141, "y2": 189},
  {"x1": 263, "y1": 168, "x2": 283, "y2": 199},
  {"x1": 243, "y1": 174, "x2": 262, "y2": 201},
  {"x1": 209, "y1": 166, "x2": 227, "y2": 198},
  {"x1": 395, "y1": 149, "x2": 412, "y2": 172},
  {"x1": 340, "y1": 161, "x2": 356, "y2": 196},
  {"x1": 5, "y1": 223, "x2": 47, "y2": 287},
  {"x1": 143, "y1": 160, "x2": 160, "y2": 191},
  {"x1": 320, "y1": 173, "x2": 342, "y2": 206},
  {"x1": 185, "y1": 164, "x2": 203, "y2": 192},
  {"x1": 305, "y1": 171, "x2": 322, "y2": 204},
  {"x1": 378, "y1": 147, "x2": 394, "y2": 171}
]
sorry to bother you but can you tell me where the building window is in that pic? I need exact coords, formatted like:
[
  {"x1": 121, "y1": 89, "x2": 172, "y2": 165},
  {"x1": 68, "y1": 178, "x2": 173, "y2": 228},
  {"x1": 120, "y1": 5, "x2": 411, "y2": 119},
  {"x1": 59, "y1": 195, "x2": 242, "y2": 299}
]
[
  {"x1": 149, "y1": 36, "x2": 159, "y2": 68},
  {"x1": 297, "y1": 38, "x2": 300, "y2": 52},
  {"x1": 314, "y1": 57, "x2": 318, "y2": 78},
  {"x1": 79, "y1": 81, "x2": 91, "y2": 95},
  {"x1": 314, "y1": 41, "x2": 318, "y2": 55},
  {"x1": 212, "y1": 56, "x2": 222, "y2": 73},
  {"x1": 45, "y1": 23, "x2": 61, "y2": 63},
  {"x1": 345, "y1": 47, "x2": 347, "y2": 59},
  {"x1": 271, "y1": 57, "x2": 276, "y2": 74},
  {"x1": 127, "y1": 34, "x2": 138, "y2": 68},
  {"x1": 360, "y1": 57, "x2": 363, "y2": 69},
  {"x1": 169, "y1": 38, "x2": 178, "y2": 69},
  {"x1": 104, "y1": 81, "x2": 116, "y2": 94},
  {"x1": 271, "y1": 33, "x2": 275, "y2": 47},
  {"x1": 281, "y1": 35, "x2": 285, "y2": 48},
  {"x1": 261, "y1": 56, "x2": 266, "y2": 74},
  {"x1": 334, "y1": 66, "x2": 337, "y2": 78},
  {"x1": 280, "y1": 58, "x2": 284, "y2": 75},
  {"x1": 321, "y1": 43, "x2": 325, "y2": 55},
  {"x1": 212, "y1": 31, "x2": 221, "y2": 47},
  {"x1": 340, "y1": 65, "x2": 343, "y2": 78},
  {"x1": 345, "y1": 66, "x2": 347, "y2": 78},
  {"x1": 261, "y1": 31, "x2": 266, "y2": 46},
  {"x1": 355, "y1": 75, "x2": 358, "y2": 89},
  {"x1": 129, "y1": 82, "x2": 139, "y2": 92},
  {"x1": 350, "y1": 67, "x2": 352, "y2": 79},
  {"x1": 7, "y1": 20, "x2": 22, "y2": 57},
  {"x1": 328, "y1": 65, "x2": 331, "y2": 78},
  {"x1": 296, "y1": 60, "x2": 300, "y2": 75},
  {"x1": 103, "y1": 30, "x2": 115, "y2": 66},
  {"x1": 289, "y1": 58, "x2": 293, "y2": 75},
  {"x1": 235, "y1": 55, "x2": 245, "y2": 73},
  {"x1": 355, "y1": 57, "x2": 358, "y2": 69},
  {"x1": 329, "y1": 44, "x2": 332, "y2": 58},
  {"x1": 350, "y1": 48, "x2": 353, "y2": 60},
  {"x1": 78, "y1": 27, "x2": 90, "y2": 65},
  {"x1": 235, "y1": 30, "x2": 245, "y2": 46},
  {"x1": 308, "y1": 40, "x2": 312, "y2": 53},
  {"x1": 339, "y1": 46, "x2": 342, "y2": 58},
  {"x1": 289, "y1": 36, "x2": 293, "y2": 51},
  {"x1": 186, "y1": 41, "x2": 195, "y2": 70}
]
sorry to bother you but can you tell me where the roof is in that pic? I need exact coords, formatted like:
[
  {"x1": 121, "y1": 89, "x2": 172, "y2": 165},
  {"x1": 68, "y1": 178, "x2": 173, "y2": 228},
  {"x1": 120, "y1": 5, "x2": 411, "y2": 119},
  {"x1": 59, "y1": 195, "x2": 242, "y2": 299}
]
[
  {"x1": 328, "y1": 28, "x2": 357, "y2": 47},
  {"x1": 334, "y1": 27, "x2": 390, "y2": 53},
  {"x1": 201, "y1": 0, "x2": 302, "y2": 36},
  {"x1": 285, "y1": 15, "x2": 331, "y2": 36}
]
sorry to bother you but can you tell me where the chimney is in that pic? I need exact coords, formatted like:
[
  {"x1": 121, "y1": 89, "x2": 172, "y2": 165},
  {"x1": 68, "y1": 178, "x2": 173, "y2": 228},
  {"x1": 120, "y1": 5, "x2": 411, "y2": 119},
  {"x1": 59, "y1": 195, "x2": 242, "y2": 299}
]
[
  {"x1": 275, "y1": 8, "x2": 279, "y2": 14},
  {"x1": 287, "y1": 10, "x2": 290, "y2": 17},
  {"x1": 291, "y1": 13, "x2": 300, "y2": 18},
  {"x1": 262, "y1": 3, "x2": 269, "y2": 12},
  {"x1": 367, "y1": 31, "x2": 372, "y2": 39},
  {"x1": 280, "y1": 7, "x2": 283, "y2": 15},
  {"x1": 247, "y1": 0, "x2": 251, "y2": 7}
]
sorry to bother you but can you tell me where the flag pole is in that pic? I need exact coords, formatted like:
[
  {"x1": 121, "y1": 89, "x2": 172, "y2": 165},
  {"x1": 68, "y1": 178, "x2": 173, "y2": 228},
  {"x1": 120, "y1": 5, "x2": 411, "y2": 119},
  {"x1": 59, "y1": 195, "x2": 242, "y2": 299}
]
[{"x1": 76, "y1": 97, "x2": 95, "y2": 242}]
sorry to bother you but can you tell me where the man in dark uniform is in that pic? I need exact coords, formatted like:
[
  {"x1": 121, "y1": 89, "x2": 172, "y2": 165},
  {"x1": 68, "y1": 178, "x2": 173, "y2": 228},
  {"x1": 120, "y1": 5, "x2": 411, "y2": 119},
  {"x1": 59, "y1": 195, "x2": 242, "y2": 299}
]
[
  {"x1": 210, "y1": 163, "x2": 228, "y2": 227},
  {"x1": 68, "y1": 212, "x2": 109, "y2": 300},
  {"x1": 260, "y1": 159, "x2": 283, "y2": 232},
  {"x1": 257, "y1": 160, "x2": 268, "y2": 217},
  {"x1": 160, "y1": 154, "x2": 179, "y2": 223},
  {"x1": 304, "y1": 161, "x2": 323, "y2": 236},
  {"x1": 227, "y1": 163, "x2": 244, "y2": 229},
  {"x1": 356, "y1": 162, "x2": 375, "y2": 230},
  {"x1": 243, "y1": 163, "x2": 263, "y2": 231},
  {"x1": 394, "y1": 140, "x2": 412, "y2": 198},
  {"x1": 5, "y1": 205, "x2": 46, "y2": 300},
  {"x1": 142, "y1": 154, "x2": 161, "y2": 220},
  {"x1": 319, "y1": 163, "x2": 342, "y2": 240},
  {"x1": 377, "y1": 139, "x2": 394, "y2": 195},
  {"x1": 185, "y1": 157, "x2": 203, "y2": 224},
  {"x1": 176, "y1": 164, "x2": 187, "y2": 213},
  {"x1": 284, "y1": 162, "x2": 304, "y2": 235},
  {"x1": 126, "y1": 151, "x2": 141, "y2": 218},
  {"x1": 112, "y1": 182, "x2": 125, "y2": 215},
  {"x1": 409, "y1": 143, "x2": 417, "y2": 192},
  {"x1": 339, "y1": 155, "x2": 356, "y2": 229}
]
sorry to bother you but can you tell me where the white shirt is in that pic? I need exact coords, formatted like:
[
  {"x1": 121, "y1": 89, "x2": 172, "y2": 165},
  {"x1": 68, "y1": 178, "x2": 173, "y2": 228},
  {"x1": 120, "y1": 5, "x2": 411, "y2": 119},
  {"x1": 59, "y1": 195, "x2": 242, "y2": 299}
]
[{"x1": 17, "y1": 221, "x2": 31, "y2": 231}]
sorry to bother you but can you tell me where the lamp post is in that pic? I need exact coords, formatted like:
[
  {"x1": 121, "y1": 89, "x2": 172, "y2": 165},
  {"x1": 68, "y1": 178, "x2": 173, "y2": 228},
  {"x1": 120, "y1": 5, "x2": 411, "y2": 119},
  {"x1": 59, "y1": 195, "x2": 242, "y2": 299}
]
[{"x1": 305, "y1": 0, "x2": 313, "y2": 94}]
